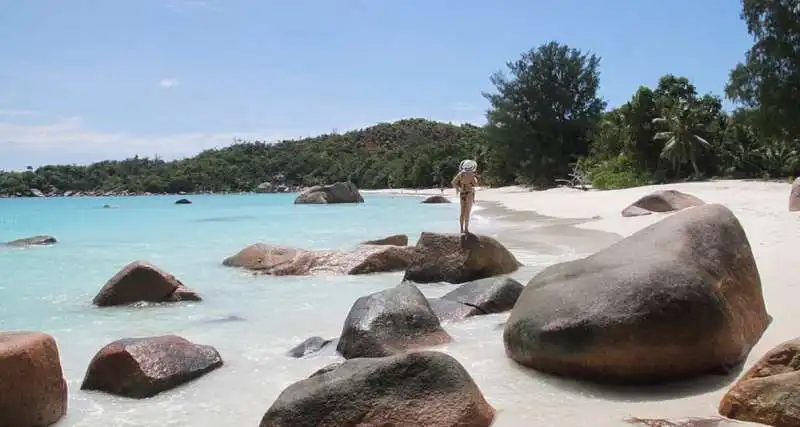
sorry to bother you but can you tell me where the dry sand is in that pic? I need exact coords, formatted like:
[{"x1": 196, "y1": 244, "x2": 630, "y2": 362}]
[{"x1": 367, "y1": 179, "x2": 794, "y2": 425}]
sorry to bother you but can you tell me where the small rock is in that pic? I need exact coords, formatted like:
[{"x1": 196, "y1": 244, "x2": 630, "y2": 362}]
[
  {"x1": 718, "y1": 337, "x2": 800, "y2": 426},
  {"x1": 259, "y1": 351, "x2": 494, "y2": 427},
  {"x1": 81, "y1": 335, "x2": 223, "y2": 398},
  {"x1": 360, "y1": 234, "x2": 408, "y2": 246},
  {"x1": 429, "y1": 276, "x2": 524, "y2": 322},
  {"x1": 336, "y1": 282, "x2": 452, "y2": 359},
  {"x1": 5, "y1": 235, "x2": 57, "y2": 247},
  {"x1": 422, "y1": 195, "x2": 451, "y2": 204},
  {"x1": 287, "y1": 336, "x2": 334, "y2": 358},
  {"x1": 92, "y1": 261, "x2": 202, "y2": 307},
  {"x1": 0, "y1": 332, "x2": 67, "y2": 427},
  {"x1": 175, "y1": 198, "x2": 192, "y2": 204},
  {"x1": 790, "y1": 177, "x2": 800, "y2": 212},
  {"x1": 294, "y1": 182, "x2": 364, "y2": 204},
  {"x1": 621, "y1": 189, "x2": 704, "y2": 217}
]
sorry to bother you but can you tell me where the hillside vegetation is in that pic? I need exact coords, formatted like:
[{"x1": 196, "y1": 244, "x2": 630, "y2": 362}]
[{"x1": 2, "y1": 0, "x2": 798, "y2": 195}]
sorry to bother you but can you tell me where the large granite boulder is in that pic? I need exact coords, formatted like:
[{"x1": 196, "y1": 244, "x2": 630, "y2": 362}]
[
  {"x1": 336, "y1": 282, "x2": 452, "y2": 359},
  {"x1": 718, "y1": 337, "x2": 800, "y2": 426},
  {"x1": 5, "y1": 235, "x2": 57, "y2": 247},
  {"x1": 259, "y1": 351, "x2": 494, "y2": 427},
  {"x1": 621, "y1": 189, "x2": 705, "y2": 217},
  {"x1": 429, "y1": 276, "x2": 524, "y2": 322},
  {"x1": 294, "y1": 182, "x2": 364, "y2": 204},
  {"x1": 0, "y1": 332, "x2": 67, "y2": 427},
  {"x1": 92, "y1": 261, "x2": 202, "y2": 307},
  {"x1": 790, "y1": 177, "x2": 800, "y2": 212},
  {"x1": 81, "y1": 335, "x2": 223, "y2": 398},
  {"x1": 422, "y1": 195, "x2": 451, "y2": 204},
  {"x1": 222, "y1": 243, "x2": 416, "y2": 276},
  {"x1": 403, "y1": 232, "x2": 522, "y2": 284},
  {"x1": 504, "y1": 203, "x2": 769, "y2": 384}
]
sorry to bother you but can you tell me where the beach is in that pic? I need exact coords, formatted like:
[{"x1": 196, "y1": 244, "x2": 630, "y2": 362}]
[
  {"x1": 368, "y1": 179, "x2": 793, "y2": 425},
  {"x1": 0, "y1": 180, "x2": 789, "y2": 426}
]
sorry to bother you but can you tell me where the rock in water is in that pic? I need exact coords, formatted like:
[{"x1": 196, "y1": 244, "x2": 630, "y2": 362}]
[
  {"x1": 259, "y1": 351, "x2": 494, "y2": 427},
  {"x1": 504, "y1": 203, "x2": 769, "y2": 384},
  {"x1": 92, "y1": 261, "x2": 202, "y2": 307},
  {"x1": 403, "y1": 232, "x2": 521, "y2": 284},
  {"x1": 175, "y1": 198, "x2": 192, "y2": 204},
  {"x1": 286, "y1": 336, "x2": 334, "y2": 358},
  {"x1": 294, "y1": 182, "x2": 364, "y2": 204},
  {"x1": 621, "y1": 189, "x2": 704, "y2": 217},
  {"x1": 360, "y1": 234, "x2": 409, "y2": 246},
  {"x1": 5, "y1": 235, "x2": 57, "y2": 247},
  {"x1": 336, "y1": 282, "x2": 452, "y2": 359},
  {"x1": 0, "y1": 332, "x2": 67, "y2": 427},
  {"x1": 81, "y1": 335, "x2": 223, "y2": 398},
  {"x1": 718, "y1": 337, "x2": 800, "y2": 426},
  {"x1": 422, "y1": 195, "x2": 451, "y2": 204}
]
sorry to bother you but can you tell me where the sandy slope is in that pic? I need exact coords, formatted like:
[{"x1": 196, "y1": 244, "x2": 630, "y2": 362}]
[{"x1": 367, "y1": 180, "x2": 796, "y2": 423}]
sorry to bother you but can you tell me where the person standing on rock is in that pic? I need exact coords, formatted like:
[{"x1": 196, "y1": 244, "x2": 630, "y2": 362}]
[{"x1": 451, "y1": 159, "x2": 479, "y2": 234}]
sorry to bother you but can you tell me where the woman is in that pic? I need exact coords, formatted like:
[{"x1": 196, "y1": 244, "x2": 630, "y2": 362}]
[{"x1": 451, "y1": 159, "x2": 479, "y2": 234}]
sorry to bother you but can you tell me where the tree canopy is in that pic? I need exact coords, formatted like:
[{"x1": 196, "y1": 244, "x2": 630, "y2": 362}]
[{"x1": 2, "y1": 0, "x2": 799, "y2": 196}]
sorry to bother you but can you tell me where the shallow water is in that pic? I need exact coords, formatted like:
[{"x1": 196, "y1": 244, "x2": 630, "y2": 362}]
[{"x1": 0, "y1": 194, "x2": 737, "y2": 426}]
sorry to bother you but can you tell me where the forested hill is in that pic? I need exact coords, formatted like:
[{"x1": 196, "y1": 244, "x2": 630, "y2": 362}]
[{"x1": 0, "y1": 119, "x2": 485, "y2": 196}]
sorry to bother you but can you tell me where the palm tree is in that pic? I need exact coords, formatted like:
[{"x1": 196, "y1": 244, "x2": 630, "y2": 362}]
[{"x1": 651, "y1": 106, "x2": 711, "y2": 178}]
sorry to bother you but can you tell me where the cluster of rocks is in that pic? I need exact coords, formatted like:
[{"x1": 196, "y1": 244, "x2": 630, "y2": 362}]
[{"x1": 8, "y1": 183, "x2": 800, "y2": 426}]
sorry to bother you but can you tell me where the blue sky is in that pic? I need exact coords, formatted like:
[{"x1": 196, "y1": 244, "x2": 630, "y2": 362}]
[{"x1": 0, "y1": 0, "x2": 751, "y2": 170}]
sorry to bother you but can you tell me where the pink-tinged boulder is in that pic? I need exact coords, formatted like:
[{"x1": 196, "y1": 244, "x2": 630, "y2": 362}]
[
  {"x1": 622, "y1": 189, "x2": 705, "y2": 217},
  {"x1": 0, "y1": 332, "x2": 67, "y2": 427}
]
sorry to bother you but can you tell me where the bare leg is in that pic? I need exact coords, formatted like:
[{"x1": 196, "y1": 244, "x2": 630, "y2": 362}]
[
  {"x1": 464, "y1": 194, "x2": 474, "y2": 234},
  {"x1": 458, "y1": 195, "x2": 467, "y2": 233}
]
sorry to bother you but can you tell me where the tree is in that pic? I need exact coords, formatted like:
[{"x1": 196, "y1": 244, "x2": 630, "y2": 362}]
[
  {"x1": 483, "y1": 41, "x2": 606, "y2": 186},
  {"x1": 651, "y1": 109, "x2": 712, "y2": 178},
  {"x1": 726, "y1": 0, "x2": 800, "y2": 139}
]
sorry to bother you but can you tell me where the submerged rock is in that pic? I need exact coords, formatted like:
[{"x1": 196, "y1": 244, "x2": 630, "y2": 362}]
[
  {"x1": 81, "y1": 335, "x2": 223, "y2": 398},
  {"x1": 175, "y1": 198, "x2": 192, "y2": 204},
  {"x1": 5, "y1": 235, "x2": 57, "y2": 247},
  {"x1": 504, "y1": 203, "x2": 769, "y2": 384},
  {"x1": 294, "y1": 182, "x2": 364, "y2": 204},
  {"x1": 0, "y1": 332, "x2": 67, "y2": 427},
  {"x1": 403, "y1": 232, "x2": 521, "y2": 284},
  {"x1": 336, "y1": 282, "x2": 451, "y2": 359},
  {"x1": 259, "y1": 351, "x2": 494, "y2": 427},
  {"x1": 92, "y1": 261, "x2": 202, "y2": 307}
]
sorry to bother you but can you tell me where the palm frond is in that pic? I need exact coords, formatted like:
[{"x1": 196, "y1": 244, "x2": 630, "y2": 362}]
[{"x1": 653, "y1": 132, "x2": 673, "y2": 141}]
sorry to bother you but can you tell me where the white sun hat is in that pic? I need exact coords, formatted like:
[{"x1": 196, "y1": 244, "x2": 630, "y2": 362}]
[{"x1": 459, "y1": 159, "x2": 477, "y2": 173}]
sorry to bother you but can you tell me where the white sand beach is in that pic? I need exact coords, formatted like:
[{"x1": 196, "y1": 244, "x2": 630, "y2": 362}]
[{"x1": 367, "y1": 179, "x2": 794, "y2": 425}]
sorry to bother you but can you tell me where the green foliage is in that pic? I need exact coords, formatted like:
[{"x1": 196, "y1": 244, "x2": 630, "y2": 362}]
[
  {"x1": 0, "y1": 119, "x2": 484, "y2": 195},
  {"x1": 584, "y1": 155, "x2": 652, "y2": 190}
]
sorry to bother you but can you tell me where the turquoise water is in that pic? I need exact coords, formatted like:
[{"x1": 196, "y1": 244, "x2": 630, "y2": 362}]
[
  {"x1": 1, "y1": 193, "x2": 631, "y2": 427},
  {"x1": 0, "y1": 194, "x2": 472, "y2": 426}
]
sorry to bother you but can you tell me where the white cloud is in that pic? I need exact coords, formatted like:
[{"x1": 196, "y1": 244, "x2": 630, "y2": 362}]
[
  {"x1": 158, "y1": 78, "x2": 180, "y2": 89},
  {"x1": 0, "y1": 109, "x2": 39, "y2": 117}
]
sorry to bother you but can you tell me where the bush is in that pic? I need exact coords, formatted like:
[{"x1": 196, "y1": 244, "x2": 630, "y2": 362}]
[{"x1": 585, "y1": 155, "x2": 651, "y2": 190}]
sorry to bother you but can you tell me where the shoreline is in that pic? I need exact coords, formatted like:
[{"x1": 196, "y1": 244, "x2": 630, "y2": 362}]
[{"x1": 368, "y1": 179, "x2": 795, "y2": 424}]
